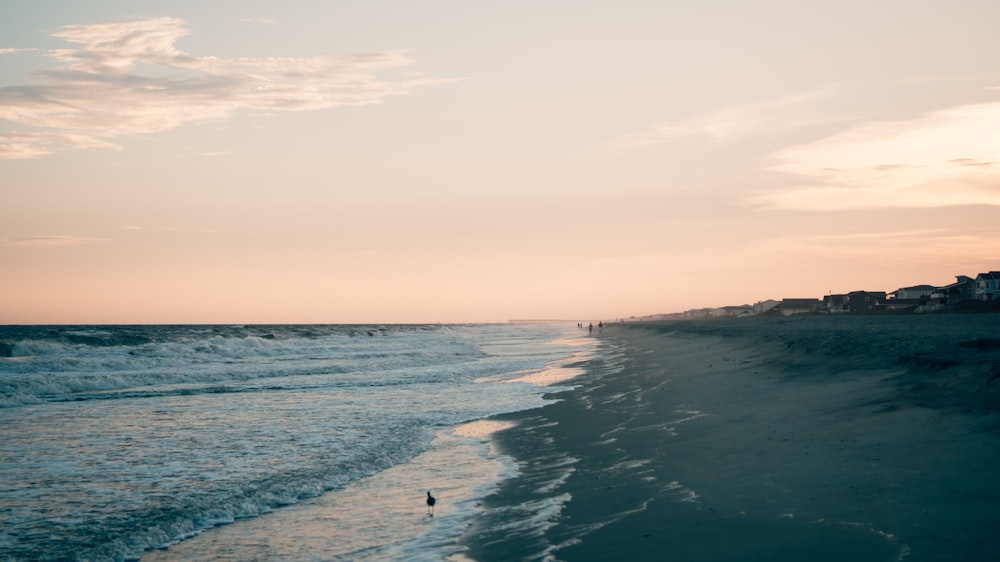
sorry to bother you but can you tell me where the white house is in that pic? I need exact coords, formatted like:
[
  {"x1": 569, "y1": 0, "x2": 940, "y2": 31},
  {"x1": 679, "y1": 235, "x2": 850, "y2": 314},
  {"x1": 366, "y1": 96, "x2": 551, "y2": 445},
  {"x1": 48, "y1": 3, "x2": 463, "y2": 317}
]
[
  {"x1": 976, "y1": 272, "x2": 1000, "y2": 301},
  {"x1": 892, "y1": 285, "x2": 937, "y2": 300}
]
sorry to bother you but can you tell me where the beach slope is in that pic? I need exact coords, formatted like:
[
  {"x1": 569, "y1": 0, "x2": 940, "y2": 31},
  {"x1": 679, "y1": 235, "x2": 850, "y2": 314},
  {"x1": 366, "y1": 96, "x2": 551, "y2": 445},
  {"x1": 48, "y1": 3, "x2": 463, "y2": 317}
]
[{"x1": 461, "y1": 314, "x2": 1000, "y2": 562}]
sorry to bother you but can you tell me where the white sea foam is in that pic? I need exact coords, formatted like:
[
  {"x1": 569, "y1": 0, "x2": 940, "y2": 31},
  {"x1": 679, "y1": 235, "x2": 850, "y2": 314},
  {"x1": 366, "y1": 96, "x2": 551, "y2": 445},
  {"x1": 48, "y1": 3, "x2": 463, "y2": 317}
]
[
  {"x1": 0, "y1": 323, "x2": 586, "y2": 561},
  {"x1": 143, "y1": 402, "x2": 529, "y2": 561},
  {"x1": 453, "y1": 419, "x2": 516, "y2": 439}
]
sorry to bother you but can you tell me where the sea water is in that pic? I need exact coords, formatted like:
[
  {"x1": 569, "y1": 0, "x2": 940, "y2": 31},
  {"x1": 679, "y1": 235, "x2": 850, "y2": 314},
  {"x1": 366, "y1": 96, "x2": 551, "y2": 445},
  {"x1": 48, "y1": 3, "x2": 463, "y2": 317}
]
[{"x1": 0, "y1": 324, "x2": 593, "y2": 561}]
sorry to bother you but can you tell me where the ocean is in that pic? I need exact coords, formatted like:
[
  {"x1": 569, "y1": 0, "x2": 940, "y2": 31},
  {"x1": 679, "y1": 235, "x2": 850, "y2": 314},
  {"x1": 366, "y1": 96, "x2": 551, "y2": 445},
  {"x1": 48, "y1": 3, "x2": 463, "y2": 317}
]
[{"x1": 0, "y1": 323, "x2": 594, "y2": 561}]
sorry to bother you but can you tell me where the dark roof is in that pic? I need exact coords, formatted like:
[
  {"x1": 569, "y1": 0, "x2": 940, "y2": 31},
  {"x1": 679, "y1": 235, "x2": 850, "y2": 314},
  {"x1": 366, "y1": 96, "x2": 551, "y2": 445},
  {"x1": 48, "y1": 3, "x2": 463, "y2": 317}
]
[
  {"x1": 899, "y1": 285, "x2": 937, "y2": 291},
  {"x1": 782, "y1": 298, "x2": 820, "y2": 306}
]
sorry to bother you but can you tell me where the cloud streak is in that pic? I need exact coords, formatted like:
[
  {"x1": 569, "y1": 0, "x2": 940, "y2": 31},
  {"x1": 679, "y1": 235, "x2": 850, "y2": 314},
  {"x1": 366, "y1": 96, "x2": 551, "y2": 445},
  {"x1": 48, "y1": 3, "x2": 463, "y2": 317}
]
[
  {"x1": 0, "y1": 235, "x2": 107, "y2": 247},
  {"x1": 0, "y1": 131, "x2": 122, "y2": 159},
  {"x1": 607, "y1": 90, "x2": 834, "y2": 149},
  {"x1": 751, "y1": 100, "x2": 1000, "y2": 210},
  {"x1": 0, "y1": 17, "x2": 452, "y2": 158}
]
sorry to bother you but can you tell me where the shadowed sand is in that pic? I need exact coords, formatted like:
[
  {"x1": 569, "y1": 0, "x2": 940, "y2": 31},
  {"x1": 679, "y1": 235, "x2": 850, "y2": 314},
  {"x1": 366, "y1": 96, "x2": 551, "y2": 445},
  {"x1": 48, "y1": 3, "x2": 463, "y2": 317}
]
[{"x1": 460, "y1": 314, "x2": 1000, "y2": 562}]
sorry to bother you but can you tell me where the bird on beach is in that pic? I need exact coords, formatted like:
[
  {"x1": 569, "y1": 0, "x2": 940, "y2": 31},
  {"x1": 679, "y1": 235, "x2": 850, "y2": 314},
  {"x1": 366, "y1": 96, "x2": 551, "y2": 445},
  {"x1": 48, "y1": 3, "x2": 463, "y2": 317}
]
[{"x1": 426, "y1": 491, "x2": 436, "y2": 517}]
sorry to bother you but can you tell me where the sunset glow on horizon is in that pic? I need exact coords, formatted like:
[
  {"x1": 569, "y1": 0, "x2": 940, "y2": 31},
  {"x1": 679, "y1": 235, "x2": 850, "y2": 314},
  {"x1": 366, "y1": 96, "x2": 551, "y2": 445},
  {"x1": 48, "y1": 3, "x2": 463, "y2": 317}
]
[{"x1": 3, "y1": 1, "x2": 999, "y2": 324}]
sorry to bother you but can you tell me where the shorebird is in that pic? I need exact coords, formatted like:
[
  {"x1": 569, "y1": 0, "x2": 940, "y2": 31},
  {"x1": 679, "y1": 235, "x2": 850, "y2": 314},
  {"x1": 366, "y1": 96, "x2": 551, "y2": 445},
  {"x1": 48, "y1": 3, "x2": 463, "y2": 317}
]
[{"x1": 426, "y1": 491, "x2": 436, "y2": 517}]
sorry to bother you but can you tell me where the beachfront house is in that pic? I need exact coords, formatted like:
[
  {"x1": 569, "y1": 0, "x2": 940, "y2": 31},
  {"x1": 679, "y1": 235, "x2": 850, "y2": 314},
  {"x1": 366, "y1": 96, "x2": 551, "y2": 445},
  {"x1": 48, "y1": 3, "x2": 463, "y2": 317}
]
[
  {"x1": 847, "y1": 291, "x2": 887, "y2": 314},
  {"x1": 683, "y1": 308, "x2": 716, "y2": 318},
  {"x1": 709, "y1": 305, "x2": 754, "y2": 318},
  {"x1": 975, "y1": 272, "x2": 1000, "y2": 301},
  {"x1": 753, "y1": 299, "x2": 781, "y2": 315},
  {"x1": 780, "y1": 298, "x2": 821, "y2": 316},
  {"x1": 822, "y1": 294, "x2": 849, "y2": 313},
  {"x1": 892, "y1": 285, "x2": 937, "y2": 300},
  {"x1": 886, "y1": 285, "x2": 937, "y2": 312},
  {"x1": 940, "y1": 275, "x2": 977, "y2": 305}
]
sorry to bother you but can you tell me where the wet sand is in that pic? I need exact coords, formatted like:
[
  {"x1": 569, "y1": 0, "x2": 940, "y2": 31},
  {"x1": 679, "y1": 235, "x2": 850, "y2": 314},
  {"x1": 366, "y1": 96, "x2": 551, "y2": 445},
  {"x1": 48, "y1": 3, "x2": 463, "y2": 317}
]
[{"x1": 460, "y1": 314, "x2": 1000, "y2": 561}]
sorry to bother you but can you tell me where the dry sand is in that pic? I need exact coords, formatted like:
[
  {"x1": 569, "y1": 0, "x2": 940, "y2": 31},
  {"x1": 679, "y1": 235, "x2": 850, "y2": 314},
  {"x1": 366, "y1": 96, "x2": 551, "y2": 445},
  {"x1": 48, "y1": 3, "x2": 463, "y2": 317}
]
[{"x1": 460, "y1": 314, "x2": 1000, "y2": 562}]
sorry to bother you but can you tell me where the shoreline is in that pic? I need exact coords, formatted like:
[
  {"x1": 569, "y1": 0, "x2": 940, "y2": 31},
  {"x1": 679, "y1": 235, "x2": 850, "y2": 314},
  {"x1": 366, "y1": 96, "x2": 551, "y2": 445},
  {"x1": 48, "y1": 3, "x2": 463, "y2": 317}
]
[
  {"x1": 460, "y1": 314, "x2": 1000, "y2": 561},
  {"x1": 143, "y1": 420, "x2": 520, "y2": 562},
  {"x1": 129, "y1": 326, "x2": 591, "y2": 562}
]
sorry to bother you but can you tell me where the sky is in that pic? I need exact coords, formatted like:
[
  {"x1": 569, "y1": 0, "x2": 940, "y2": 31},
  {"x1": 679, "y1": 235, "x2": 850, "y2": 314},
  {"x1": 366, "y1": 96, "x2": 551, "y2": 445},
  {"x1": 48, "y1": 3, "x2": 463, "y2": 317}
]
[{"x1": 2, "y1": 0, "x2": 999, "y2": 324}]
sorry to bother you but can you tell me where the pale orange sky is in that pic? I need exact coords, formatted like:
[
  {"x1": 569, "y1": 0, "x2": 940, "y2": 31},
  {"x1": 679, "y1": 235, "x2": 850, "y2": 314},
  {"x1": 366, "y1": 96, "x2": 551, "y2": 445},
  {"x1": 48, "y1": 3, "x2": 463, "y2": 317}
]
[{"x1": 2, "y1": 1, "x2": 999, "y2": 323}]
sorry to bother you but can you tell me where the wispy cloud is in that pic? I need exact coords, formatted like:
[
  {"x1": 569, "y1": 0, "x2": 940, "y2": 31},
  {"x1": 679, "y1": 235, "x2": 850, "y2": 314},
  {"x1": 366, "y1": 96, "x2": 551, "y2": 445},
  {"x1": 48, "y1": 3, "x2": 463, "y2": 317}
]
[
  {"x1": 607, "y1": 90, "x2": 833, "y2": 149},
  {"x1": 1, "y1": 235, "x2": 107, "y2": 247},
  {"x1": 0, "y1": 47, "x2": 36, "y2": 55},
  {"x1": 749, "y1": 228, "x2": 987, "y2": 255},
  {"x1": 0, "y1": 131, "x2": 122, "y2": 158},
  {"x1": 0, "y1": 17, "x2": 454, "y2": 158},
  {"x1": 750, "y1": 100, "x2": 1000, "y2": 210},
  {"x1": 117, "y1": 225, "x2": 220, "y2": 233}
]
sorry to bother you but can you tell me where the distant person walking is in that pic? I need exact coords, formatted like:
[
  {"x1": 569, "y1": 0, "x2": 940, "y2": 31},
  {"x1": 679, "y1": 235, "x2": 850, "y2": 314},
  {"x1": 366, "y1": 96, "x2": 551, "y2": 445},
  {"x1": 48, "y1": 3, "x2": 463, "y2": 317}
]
[
  {"x1": 598, "y1": 321, "x2": 603, "y2": 334},
  {"x1": 588, "y1": 323, "x2": 593, "y2": 334},
  {"x1": 426, "y1": 491, "x2": 436, "y2": 517}
]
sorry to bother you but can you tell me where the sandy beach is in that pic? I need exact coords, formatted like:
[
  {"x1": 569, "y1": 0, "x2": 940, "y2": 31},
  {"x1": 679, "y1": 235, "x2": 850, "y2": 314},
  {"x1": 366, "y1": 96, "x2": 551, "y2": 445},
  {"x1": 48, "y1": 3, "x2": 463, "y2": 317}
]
[{"x1": 460, "y1": 314, "x2": 1000, "y2": 561}]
